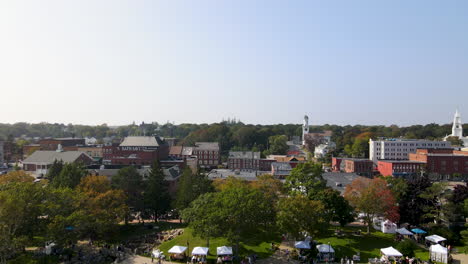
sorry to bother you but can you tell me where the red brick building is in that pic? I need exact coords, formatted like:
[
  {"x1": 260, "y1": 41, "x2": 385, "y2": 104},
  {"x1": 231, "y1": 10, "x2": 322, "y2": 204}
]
[
  {"x1": 102, "y1": 136, "x2": 169, "y2": 165},
  {"x1": 193, "y1": 142, "x2": 220, "y2": 168},
  {"x1": 377, "y1": 160, "x2": 425, "y2": 177},
  {"x1": 228, "y1": 151, "x2": 261, "y2": 170},
  {"x1": 38, "y1": 138, "x2": 86, "y2": 151},
  {"x1": 408, "y1": 149, "x2": 468, "y2": 176},
  {"x1": 332, "y1": 157, "x2": 373, "y2": 176}
]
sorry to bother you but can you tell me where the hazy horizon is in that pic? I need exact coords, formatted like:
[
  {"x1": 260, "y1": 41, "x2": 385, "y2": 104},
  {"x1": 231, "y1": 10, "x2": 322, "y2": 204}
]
[{"x1": 1, "y1": 1, "x2": 467, "y2": 126}]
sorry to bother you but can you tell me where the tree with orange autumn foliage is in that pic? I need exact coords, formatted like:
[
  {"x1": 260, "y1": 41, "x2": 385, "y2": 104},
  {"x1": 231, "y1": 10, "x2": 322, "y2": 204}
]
[{"x1": 344, "y1": 177, "x2": 399, "y2": 233}]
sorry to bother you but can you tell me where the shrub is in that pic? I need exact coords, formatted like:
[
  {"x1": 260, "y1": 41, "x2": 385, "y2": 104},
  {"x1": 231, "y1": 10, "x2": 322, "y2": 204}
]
[{"x1": 396, "y1": 239, "x2": 417, "y2": 257}]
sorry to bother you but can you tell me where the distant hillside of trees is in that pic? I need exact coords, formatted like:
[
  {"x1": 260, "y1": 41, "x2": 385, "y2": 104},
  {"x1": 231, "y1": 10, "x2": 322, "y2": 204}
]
[{"x1": 0, "y1": 121, "x2": 465, "y2": 158}]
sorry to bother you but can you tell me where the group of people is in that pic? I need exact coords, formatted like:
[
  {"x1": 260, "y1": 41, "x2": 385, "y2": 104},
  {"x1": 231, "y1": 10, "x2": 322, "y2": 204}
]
[
  {"x1": 190, "y1": 254, "x2": 207, "y2": 264},
  {"x1": 216, "y1": 255, "x2": 233, "y2": 263}
]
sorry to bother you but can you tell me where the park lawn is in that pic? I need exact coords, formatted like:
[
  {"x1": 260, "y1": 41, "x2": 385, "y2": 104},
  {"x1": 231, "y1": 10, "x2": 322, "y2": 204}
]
[
  {"x1": 316, "y1": 227, "x2": 429, "y2": 262},
  {"x1": 158, "y1": 228, "x2": 280, "y2": 262},
  {"x1": 111, "y1": 221, "x2": 187, "y2": 243},
  {"x1": 8, "y1": 253, "x2": 60, "y2": 264}
]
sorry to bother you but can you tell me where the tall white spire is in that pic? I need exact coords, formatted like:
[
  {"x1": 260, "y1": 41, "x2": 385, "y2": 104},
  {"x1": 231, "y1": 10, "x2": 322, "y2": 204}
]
[
  {"x1": 452, "y1": 109, "x2": 463, "y2": 138},
  {"x1": 302, "y1": 115, "x2": 309, "y2": 145}
]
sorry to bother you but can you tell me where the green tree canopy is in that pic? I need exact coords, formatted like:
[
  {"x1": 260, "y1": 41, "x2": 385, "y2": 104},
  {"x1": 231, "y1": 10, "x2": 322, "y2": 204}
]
[
  {"x1": 285, "y1": 162, "x2": 326, "y2": 199},
  {"x1": 276, "y1": 195, "x2": 328, "y2": 240},
  {"x1": 51, "y1": 162, "x2": 87, "y2": 189},
  {"x1": 144, "y1": 161, "x2": 171, "y2": 219},
  {"x1": 112, "y1": 166, "x2": 143, "y2": 208}
]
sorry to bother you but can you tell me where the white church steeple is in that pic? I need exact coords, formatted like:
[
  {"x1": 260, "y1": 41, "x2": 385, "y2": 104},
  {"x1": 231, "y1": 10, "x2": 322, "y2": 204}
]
[
  {"x1": 452, "y1": 109, "x2": 463, "y2": 138},
  {"x1": 302, "y1": 115, "x2": 309, "y2": 145}
]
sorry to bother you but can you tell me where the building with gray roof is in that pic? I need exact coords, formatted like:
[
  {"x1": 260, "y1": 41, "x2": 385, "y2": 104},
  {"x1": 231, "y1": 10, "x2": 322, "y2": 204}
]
[{"x1": 23, "y1": 150, "x2": 94, "y2": 176}]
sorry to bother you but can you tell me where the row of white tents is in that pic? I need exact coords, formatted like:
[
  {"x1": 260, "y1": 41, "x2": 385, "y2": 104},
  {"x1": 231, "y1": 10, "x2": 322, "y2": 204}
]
[{"x1": 154, "y1": 245, "x2": 233, "y2": 257}]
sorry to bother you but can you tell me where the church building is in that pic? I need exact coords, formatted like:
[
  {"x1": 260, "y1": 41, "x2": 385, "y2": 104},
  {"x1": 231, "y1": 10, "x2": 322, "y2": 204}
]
[{"x1": 444, "y1": 110, "x2": 468, "y2": 147}]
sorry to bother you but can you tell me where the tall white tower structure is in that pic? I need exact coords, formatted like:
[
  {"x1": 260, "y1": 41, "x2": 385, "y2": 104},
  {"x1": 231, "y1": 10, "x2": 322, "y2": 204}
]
[
  {"x1": 302, "y1": 115, "x2": 309, "y2": 145},
  {"x1": 452, "y1": 110, "x2": 463, "y2": 138}
]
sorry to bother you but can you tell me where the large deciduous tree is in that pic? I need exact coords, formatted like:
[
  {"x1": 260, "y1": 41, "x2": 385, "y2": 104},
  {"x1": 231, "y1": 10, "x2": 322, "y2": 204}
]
[
  {"x1": 285, "y1": 162, "x2": 326, "y2": 198},
  {"x1": 183, "y1": 182, "x2": 275, "y2": 254},
  {"x1": 76, "y1": 175, "x2": 128, "y2": 241},
  {"x1": 112, "y1": 166, "x2": 143, "y2": 216},
  {"x1": 175, "y1": 168, "x2": 214, "y2": 211},
  {"x1": 0, "y1": 182, "x2": 45, "y2": 264},
  {"x1": 181, "y1": 193, "x2": 223, "y2": 247},
  {"x1": 315, "y1": 188, "x2": 355, "y2": 227},
  {"x1": 344, "y1": 177, "x2": 398, "y2": 233},
  {"x1": 276, "y1": 195, "x2": 328, "y2": 240}
]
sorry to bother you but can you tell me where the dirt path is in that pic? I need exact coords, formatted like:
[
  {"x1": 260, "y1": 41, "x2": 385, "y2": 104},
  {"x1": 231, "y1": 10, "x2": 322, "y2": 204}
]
[
  {"x1": 121, "y1": 255, "x2": 172, "y2": 264},
  {"x1": 256, "y1": 241, "x2": 300, "y2": 264},
  {"x1": 451, "y1": 253, "x2": 468, "y2": 264}
]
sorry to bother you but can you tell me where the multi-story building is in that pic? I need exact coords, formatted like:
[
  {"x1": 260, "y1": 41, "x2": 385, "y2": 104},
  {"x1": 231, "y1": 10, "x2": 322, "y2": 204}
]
[
  {"x1": 377, "y1": 160, "x2": 426, "y2": 177},
  {"x1": 271, "y1": 162, "x2": 292, "y2": 179},
  {"x1": 332, "y1": 157, "x2": 374, "y2": 176},
  {"x1": 369, "y1": 138, "x2": 451, "y2": 163},
  {"x1": 409, "y1": 148, "x2": 468, "y2": 176},
  {"x1": 38, "y1": 138, "x2": 86, "y2": 151},
  {"x1": 228, "y1": 151, "x2": 261, "y2": 170},
  {"x1": 102, "y1": 136, "x2": 169, "y2": 165},
  {"x1": 193, "y1": 142, "x2": 220, "y2": 168},
  {"x1": 0, "y1": 141, "x2": 4, "y2": 165},
  {"x1": 266, "y1": 155, "x2": 306, "y2": 168}
]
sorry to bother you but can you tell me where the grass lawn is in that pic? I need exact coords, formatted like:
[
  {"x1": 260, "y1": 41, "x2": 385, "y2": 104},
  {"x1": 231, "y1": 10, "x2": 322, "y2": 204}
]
[
  {"x1": 111, "y1": 221, "x2": 187, "y2": 243},
  {"x1": 315, "y1": 226, "x2": 429, "y2": 262},
  {"x1": 8, "y1": 254, "x2": 60, "y2": 264},
  {"x1": 157, "y1": 228, "x2": 280, "y2": 262}
]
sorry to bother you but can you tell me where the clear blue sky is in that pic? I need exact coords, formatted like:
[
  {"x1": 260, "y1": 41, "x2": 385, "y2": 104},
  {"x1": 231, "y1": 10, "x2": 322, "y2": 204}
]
[{"x1": 1, "y1": 0, "x2": 467, "y2": 126}]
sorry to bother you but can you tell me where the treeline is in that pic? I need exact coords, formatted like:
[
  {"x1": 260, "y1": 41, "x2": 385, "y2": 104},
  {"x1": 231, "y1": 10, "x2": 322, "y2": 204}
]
[{"x1": 1, "y1": 121, "x2": 465, "y2": 158}]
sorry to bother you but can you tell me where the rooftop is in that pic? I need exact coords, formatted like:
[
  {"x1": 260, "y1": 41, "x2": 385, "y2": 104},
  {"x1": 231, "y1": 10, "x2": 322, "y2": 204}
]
[
  {"x1": 228, "y1": 151, "x2": 261, "y2": 159},
  {"x1": 169, "y1": 146, "x2": 183, "y2": 155},
  {"x1": 23, "y1": 151, "x2": 92, "y2": 164},
  {"x1": 195, "y1": 142, "x2": 219, "y2": 150},
  {"x1": 120, "y1": 136, "x2": 164, "y2": 147},
  {"x1": 323, "y1": 172, "x2": 367, "y2": 194},
  {"x1": 207, "y1": 169, "x2": 269, "y2": 181},
  {"x1": 378, "y1": 160, "x2": 426, "y2": 164},
  {"x1": 271, "y1": 162, "x2": 292, "y2": 171}
]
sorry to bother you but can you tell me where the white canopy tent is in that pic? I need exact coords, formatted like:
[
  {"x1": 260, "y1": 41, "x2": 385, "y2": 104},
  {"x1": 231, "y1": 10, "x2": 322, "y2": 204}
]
[
  {"x1": 430, "y1": 244, "x2": 448, "y2": 264},
  {"x1": 168, "y1": 245, "x2": 188, "y2": 254},
  {"x1": 217, "y1": 246, "x2": 233, "y2": 255},
  {"x1": 316, "y1": 244, "x2": 335, "y2": 262},
  {"x1": 192, "y1": 247, "x2": 209, "y2": 256},
  {"x1": 316, "y1": 244, "x2": 335, "y2": 253},
  {"x1": 294, "y1": 241, "x2": 311, "y2": 249},
  {"x1": 381, "y1": 247, "x2": 403, "y2": 257},
  {"x1": 425, "y1": 235, "x2": 447, "y2": 244},
  {"x1": 152, "y1": 249, "x2": 163, "y2": 258},
  {"x1": 396, "y1": 228, "x2": 413, "y2": 236},
  {"x1": 381, "y1": 220, "x2": 397, "y2": 234}
]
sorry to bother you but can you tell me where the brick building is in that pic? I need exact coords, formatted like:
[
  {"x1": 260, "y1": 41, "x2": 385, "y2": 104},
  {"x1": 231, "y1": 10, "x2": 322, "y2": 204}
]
[
  {"x1": 332, "y1": 157, "x2": 374, "y2": 176},
  {"x1": 377, "y1": 160, "x2": 425, "y2": 177},
  {"x1": 102, "y1": 136, "x2": 169, "y2": 165},
  {"x1": 266, "y1": 155, "x2": 306, "y2": 168},
  {"x1": 408, "y1": 149, "x2": 468, "y2": 176},
  {"x1": 193, "y1": 142, "x2": 220, "y2": 168},
  {"x1": 38, "y1": 138, "x2": 86, "y2": 151},
  {"x1": 228, "y1": 151, "x2": 261, "y2": 170}
]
